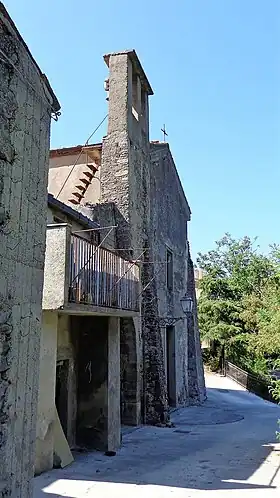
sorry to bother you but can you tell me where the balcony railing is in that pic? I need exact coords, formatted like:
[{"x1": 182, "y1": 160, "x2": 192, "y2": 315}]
[
  {"x1": 225, "y1": 361, "x2": 273, "y2": 402},
  {"x1": 68, "y1": 234, "x2": 140, "y2": 311}
]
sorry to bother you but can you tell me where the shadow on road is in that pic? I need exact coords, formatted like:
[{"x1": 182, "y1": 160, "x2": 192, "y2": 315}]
[{"x1": 34, "y1": 383, "x2": 280, "y2": 497}]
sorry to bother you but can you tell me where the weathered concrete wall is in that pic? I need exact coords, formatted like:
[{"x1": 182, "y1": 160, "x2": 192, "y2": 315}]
[
  {"x1": 107, "y1": 316, "x2": 121, "y2": 451},
  {"x1": 57, "y1": 315, "x2": 78, "y2": 448},
  {"x1": 0, "y1": 5, "x2": 59, "y2": 496},
  {"x1": 42, "y1": 224, "x2": 70, "y2": 311},
  {"x1": 35, "y1": 312, "x2": 58, "y2": 475},
  {"x1": 35, "y1": 313, "x2": 80, "y2": 475}
]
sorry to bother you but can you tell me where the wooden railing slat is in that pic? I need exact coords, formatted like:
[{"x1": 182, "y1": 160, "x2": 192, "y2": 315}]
[{"x1": 68, "y1": 234, "x2": 139, "y2": 311}]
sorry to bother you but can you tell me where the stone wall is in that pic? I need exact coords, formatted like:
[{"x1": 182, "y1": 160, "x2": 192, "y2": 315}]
[
  {"x1": 150, "y1": 143, "x2": 191, "y2": 406},
  {"x1": 56, "y1": 315, "x2": 78, "y2": 448},
  {"x1": 100, "y1": 51, "x2": 205, "y2": 422},
  {"x1": 120, "y1": 316, "x2": 141, "y2": 425},
  {"x1": 55, "y1": 50, "x2": 205, "y2": 427},
  {"x1": 100, "y1": 51, "x2": 168, "y2": 424},
  {"x1": 0, "y1": 5, "x2": 59, "y2": 496},
  {"x1": 187, "y1": 251, "x2": 206, "y2": 402}
]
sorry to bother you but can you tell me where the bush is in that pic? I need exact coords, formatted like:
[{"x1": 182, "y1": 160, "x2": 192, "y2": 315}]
[
  {"x1": 202, "y1": 350, "x2": 220, "y2": 372},
  {"x1": 269, "y1": 379, "x2": 280, "y2": 403},
  {"x1": 208, "y1": 356, "x2": 220, "y2": 372}
]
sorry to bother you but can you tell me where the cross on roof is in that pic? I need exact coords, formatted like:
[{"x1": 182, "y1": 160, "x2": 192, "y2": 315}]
[{"x1": 161, "y1": 124, "x2": 168, "y2": 142}]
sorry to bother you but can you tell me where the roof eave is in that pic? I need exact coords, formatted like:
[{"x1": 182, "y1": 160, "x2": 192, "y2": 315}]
[
  {"x1": 0, "y1": 2, "x2": 60, "y2": 112},
  {"x1": 48, "y1": 194, "x2": 100, "y2": 229},
  {"x1": 104, "y1": 49, "x2": 153, "y2": 96}
]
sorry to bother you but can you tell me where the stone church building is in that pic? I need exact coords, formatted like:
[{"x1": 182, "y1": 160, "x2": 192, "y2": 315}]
[{"x1": 44, "y1": 49, "x2": 205, "y2": 463}]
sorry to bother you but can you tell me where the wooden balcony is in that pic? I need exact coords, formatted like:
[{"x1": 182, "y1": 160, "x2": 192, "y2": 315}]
[
  {"x1": 69, "y1": 234, "x2": 139, "y2": 311},
  {"x1": 43, "y1": 224, "x2": 140, "y2": 315}
]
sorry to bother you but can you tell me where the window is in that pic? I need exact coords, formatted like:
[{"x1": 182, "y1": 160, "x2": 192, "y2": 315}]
[
  {"x1": 132, "y1": 72, "x2": 139, "y2": 121},
  {"x1": 141, "y1": 88, "x2": 148, "y2": 135},
  {"x1": 166, "y1": 249, "x2": 173, "y2": 291}
]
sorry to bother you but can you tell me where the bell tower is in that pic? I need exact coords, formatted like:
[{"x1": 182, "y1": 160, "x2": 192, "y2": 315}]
[
  {"x1": 100, "y1": 50, "x2": 169, "y2": 425},
  {"x1": 100, "y1": 50, "x2": 153, "y2": 252}
]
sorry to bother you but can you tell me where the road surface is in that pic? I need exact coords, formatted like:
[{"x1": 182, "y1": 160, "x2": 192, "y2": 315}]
[{"x1": 34, "y1": 373, "x2": 280, "y2": 497}]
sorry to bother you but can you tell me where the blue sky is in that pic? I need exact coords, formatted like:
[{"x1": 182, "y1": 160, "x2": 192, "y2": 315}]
[{"x1": 5, "y1": 0, "x2": 280, "y2": 260}]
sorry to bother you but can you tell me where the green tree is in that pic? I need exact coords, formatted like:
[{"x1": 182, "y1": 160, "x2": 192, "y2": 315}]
[
  {"x1": 254, "y1": 280, "x2": 280, "y2": 356},
  {"x1": 197, "y1": 234, "x2": 277, "y2": 373}
]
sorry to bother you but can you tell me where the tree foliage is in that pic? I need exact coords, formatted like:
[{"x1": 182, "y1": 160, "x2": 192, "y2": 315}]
[{"x1": 197, "y1": 234, "x2": 280, "y2": 379}]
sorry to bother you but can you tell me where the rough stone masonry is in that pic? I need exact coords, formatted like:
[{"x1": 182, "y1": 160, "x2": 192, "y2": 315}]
[
  {"x1": 99, "y1": 50, "x2": 205, "y2": 425},
  {"x1": 0, "y1": 4, "x2": 59, "y2": 496},
  {"x1": 100, "y1": 51, "x2": 169, "y2": 425}
]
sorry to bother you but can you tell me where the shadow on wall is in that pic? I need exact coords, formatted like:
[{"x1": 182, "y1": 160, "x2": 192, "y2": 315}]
[
  {"x1": 90, "y1": 201, "x2": 168, "y2": 425},
  {"x1": 89, "y1": 201, "x2": 133, "y2": 259}
]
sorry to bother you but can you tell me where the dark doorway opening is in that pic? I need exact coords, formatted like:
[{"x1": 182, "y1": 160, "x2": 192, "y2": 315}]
[
  {"x1": 166, "y1": 326, "x2": 176, "y2": 406},
  {"x1": 76, "y1": 316, "x2": 109, "y2": 450},
  {"x1": 55, "y1": 359, "x2": 69, "y2": 439}
]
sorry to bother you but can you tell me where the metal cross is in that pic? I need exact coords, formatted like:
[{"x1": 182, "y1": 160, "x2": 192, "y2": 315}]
[{"x1": 161, "y1": 124, "x2": 168, "y2": 142}]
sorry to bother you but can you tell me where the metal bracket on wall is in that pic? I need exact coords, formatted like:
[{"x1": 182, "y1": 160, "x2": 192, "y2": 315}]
[{"x1": 158, "y1": 316, "x2": 185, "y2": 328}]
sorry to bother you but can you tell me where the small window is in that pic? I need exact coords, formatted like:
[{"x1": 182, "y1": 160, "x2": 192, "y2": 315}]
[
  {"x1": 132, "y1": 72, "x2": 139, "y2": 121},
  {"x1": 166, "y1": 249, "x2": 173, "y2": 291},
  {"x1": 141, "y1": 87, "x2": 146, "y2": 114}
]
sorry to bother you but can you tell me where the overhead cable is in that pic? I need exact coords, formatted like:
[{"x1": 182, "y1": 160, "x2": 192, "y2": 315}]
[{"x1": 56, "y1": 114, "x2": 108, "y2": 200}]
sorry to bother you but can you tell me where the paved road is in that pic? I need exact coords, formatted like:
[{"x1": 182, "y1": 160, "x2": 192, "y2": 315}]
[{"x1": 34, "y1": 374, "x2": 280, "y2": 497}]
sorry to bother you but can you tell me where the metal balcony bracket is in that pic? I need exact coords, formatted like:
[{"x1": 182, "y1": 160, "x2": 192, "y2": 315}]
[{"x1": 158, "y1": 316, "x2": 184, "y2": 328}]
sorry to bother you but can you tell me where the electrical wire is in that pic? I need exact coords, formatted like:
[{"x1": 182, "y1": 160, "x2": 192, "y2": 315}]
[
  {"x1": 71, "y1": 225, "x2": 115, "y2": 284},
  {"x1": 135, "y1": 262, "x2": 165, "y2": 303},
  {"x1": 106, "y1": 249, "x2": 147, "y2": 295},
  {"x1": 55, "y1": 114, "x2": 108, "y2": 200},
  {"x1": 72, "y1": 225, "x2": 117, "y2": 233}
]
